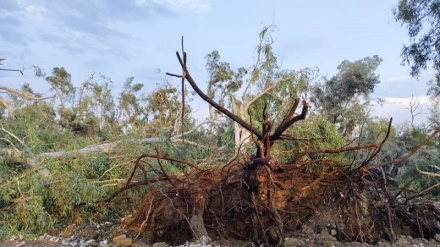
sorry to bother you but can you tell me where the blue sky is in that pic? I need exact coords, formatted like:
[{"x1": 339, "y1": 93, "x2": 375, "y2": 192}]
[{"x1": 1, "y1": 0, "x2": 436, "y2": 124}]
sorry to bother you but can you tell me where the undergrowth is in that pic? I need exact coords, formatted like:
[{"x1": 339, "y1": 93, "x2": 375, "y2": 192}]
[
  {"x1": 0, "y1": 148, "x2": 146, "y2": 239},
  {"x1": 0, "y1": 115, "x2": 212, "y2": 240}
]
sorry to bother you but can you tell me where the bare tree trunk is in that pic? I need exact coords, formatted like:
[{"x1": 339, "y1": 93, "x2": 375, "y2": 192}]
[{"x1": 230, "y1": 97, "x2": 251, "y2": 152}]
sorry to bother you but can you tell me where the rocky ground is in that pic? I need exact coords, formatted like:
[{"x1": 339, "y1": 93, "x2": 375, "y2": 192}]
[{"x1": 1, "y1": 222, "x2": 440, "y2": 247}]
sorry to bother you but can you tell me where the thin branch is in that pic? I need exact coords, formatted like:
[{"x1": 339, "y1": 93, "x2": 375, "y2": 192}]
[
  {"x1": 405, "y1": 183, "x2": 440, "y2": 201},
  {"x1": 281, "y1": 157, "x2": 340, "y2": 169},
  {"x1": 367, "y1": 126, "x2": 440, "y2": 170},
  {"x1": 290, "y1": 143, "x2": 381, "y2": 164},
  {"x1": 246, "y1": 73, "x2": 298, "y2": 107},
  {"x1": 180, "y1": 36, "x2": 186, "y2": 141},
  {"x1": 0, "y1": 96, "x2": 13, "y2": 113},
  {"x1": 0, "y1": 86, "x2": 55, "y2": 100},
  {"x1": 242, "y1": 27, "x2": 266, "y2": 100},
  {"x1": 155, "y1": 147, "x2": 177, "y2": 187},
  {"x1": 359, "y1": 118, "x2": 393, "y2": 167},
  {"x1": 99, "y1": 176, "x2": 169, "y2": 203},
  {"x1": 0, "y1": 125, "x2": 26, "y2": 146},
  {"x1": 0, "y1": 139, "x2": 20, "y2": 152},
  {"x1": 392, "y1": 178, "x2": 416, "y2": 201},
  {"x1": 276, "y1": 135, "x2": 321, "y2": 142},
  {"x1": 0, "y1": 68, "x2": 23, "y2": 75},
  {"x1": 407, "y1": 95, "x2": 425, "y2": 128},
  {"x1": 171, "y1": 119, "x2": 209, "y2": 140},
  {"x1": 380, "y1": 167, "x2": 396, "y2": 242},
  {"x1": 136, "y1": 153, "x2": 203, "y2": 171},
  {"x1": 416, "y1": 165, "x2": 440, "y2": 177},
  {"x1": 166, "y1": 72, "x2": 182, "y2": 78}
]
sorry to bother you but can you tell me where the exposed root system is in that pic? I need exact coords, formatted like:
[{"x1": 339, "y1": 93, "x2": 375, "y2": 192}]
[{"x1": 101, "y1": 42, "x2": 440, "y2": 246}]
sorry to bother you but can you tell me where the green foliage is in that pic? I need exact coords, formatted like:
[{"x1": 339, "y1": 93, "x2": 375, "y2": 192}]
[
  {"x1": 0, "y1": 171, "x2": 54, "y2": 236},
  {"x1": 12, "y1": 195, "x2": 55, "y2": 233},
  {"x1": 204, "y1": 50, "x2": 248, "y2": 113},
  {"x1": 117, "y1": 77, "x2": 146, "y2": 128},
  {"x1": 0, "y1": 101, "x2": 81, "y2": 154},
  {"x1": 400, "y1": 126, "x2": 435, "y2": 150},
  {"x1": 394, "y1": 0, "x2": 440, "y2": 76},
  {"x1": 359, "y1": 118, "x2": 397, "y2": 143},
  {"x1": 245, "y1": 26, "x2": 311, "y2": 121},
  {"x1": 272, "y1": 116, "x2": 346, "y2": 173},
  {"x1": 46, "y1": 67, "x2": 76, "y2": 106},
  {"x1": 203, "y1": 26, "x2": 313, "y2": 152},
  {"x1": 205, "y1": 51, "x2": 240, "y2": 91},
  {"x1": 385, "y1": 124, "x2": 440, "y2": 199},
  {"x1": 311, "y1": 55, "x2": 382, "y2": 136},
  {"x1": 0, "y1": 151, "x2": 142, "y2": 239},
  {"x1": 145, "y1": 87, "x2": 178, "y2": 124},
  {"x1": 427, "y1": 73, "x2": 440, "y2": 130},
  {"x1": 399, "y1": 148, "x2": 440, "y2": 198},
  {"x1": 0, "y1": 66, "x2": 198, "y2": 238}
]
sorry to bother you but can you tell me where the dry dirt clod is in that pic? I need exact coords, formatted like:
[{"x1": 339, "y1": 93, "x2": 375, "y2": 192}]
[
  {"x1": 112, "y1": 234, "x2": 133, "y2": 247},
  {"x1": 15, "y1": 241, "x2": 26, "y2": 247},
  {"x1": 152, "y1": 242, "x2": 168, "y2": 247}
]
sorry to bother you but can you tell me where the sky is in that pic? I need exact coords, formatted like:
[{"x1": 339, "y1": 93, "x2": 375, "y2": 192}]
[{"x1": 1, "y1": 0, "x2": 437, "y2": 125}]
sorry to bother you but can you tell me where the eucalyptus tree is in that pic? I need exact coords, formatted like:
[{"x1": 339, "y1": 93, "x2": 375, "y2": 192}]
[
  {"x1": 204, "y1": 26, "x2": 310, "y2": 151},
  {"x1": 45, "y1": 67, "x2": 76, "y2": 108},
  {"x1": 394, "y1": 0, "x2": 440, "y2": 77},
  {"x1": 427, "y1": 74, "x2": 440, "y2": 132},
  {"x1": 143, "y1": 82, "x2": 195, "y2": 137},
  {"x1": 310, "y1": 56, "x2": 383, "y2": 137},
  {"x1": 116, "y1": 77, "x2": 146, "y2": 131},
  {"x1": 204, "y1": 50, "x2": 246, "y2": 136},
  {"x1": 72, "y1": 74, "x2": 116, "y2": 138},
  {"x1": 393, "y1": 0, "x2": 440, "y2": 196}
]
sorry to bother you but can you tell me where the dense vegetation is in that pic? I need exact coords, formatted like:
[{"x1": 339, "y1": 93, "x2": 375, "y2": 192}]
[{"x1": 0, "y1": 15, "x2": 439, "y2": 244}]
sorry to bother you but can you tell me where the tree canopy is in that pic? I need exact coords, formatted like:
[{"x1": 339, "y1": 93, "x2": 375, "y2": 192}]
[
  {"x1": 394, "y1": 0, "x2": 440, "y2": 76},
  {"x1": 310, "y1": 55, "x2": 382, "y2": 136}
]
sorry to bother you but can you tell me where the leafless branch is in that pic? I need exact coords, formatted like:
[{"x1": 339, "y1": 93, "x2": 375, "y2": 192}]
[
  {"x1": 416, "y1": 165, "x2": 440, "y2": 177},
  {"x1": 166, "y1": 41, "x2": 263, "y2": 139},
  {"x1": 407, "y1": 95, "x2": 425, "y2": 128},
  {"x1": 270, "y1": 99, "x2": 309, "y2": 142},
  {"x1": 0, "y1": 86, "x2": 55, "y2": 100},
  {"x1": 0, "y1": 124, "x2": 26, "y2": 146},
  {"x1": 359, "y1": 118, "x2": 393, "y2": 167},
  {"x1": 367, "y1": 126, "x2": 440, "y2": 170}
]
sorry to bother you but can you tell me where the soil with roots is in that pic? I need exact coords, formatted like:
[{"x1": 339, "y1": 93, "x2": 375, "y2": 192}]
[
  {"x1": 99, "y1": 153, "x2": 440, "y2": 247},
  {"x1": 97, "y1": 45, "x2": 440, "y2": 246},
  {"x1": 2, "y1": 155, "x2": 439, "y2": 247}
]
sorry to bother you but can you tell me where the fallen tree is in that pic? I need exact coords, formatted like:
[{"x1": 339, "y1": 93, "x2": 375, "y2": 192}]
[{"x1": 102, "y1": 43, "x2": 440, "y2": 246}]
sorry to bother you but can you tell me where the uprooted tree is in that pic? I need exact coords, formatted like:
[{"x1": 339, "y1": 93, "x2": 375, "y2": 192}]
[{"x1": 101, "y1": 41, "x2": 440, "y2": 246}]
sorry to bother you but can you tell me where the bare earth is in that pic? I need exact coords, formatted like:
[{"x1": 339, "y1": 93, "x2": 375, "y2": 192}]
[{"x1": 1, "y1": 222, "x2": 440, "y2": 247}]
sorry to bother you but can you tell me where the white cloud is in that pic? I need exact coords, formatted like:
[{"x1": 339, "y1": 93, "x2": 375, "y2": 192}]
[
  {"x1": 384, "y1": 96, "x2": 430, "y2": 105},
  {"x1": 382, "y1": 75, "x2": 412, "y2": 84},
  {"x1": 24, "y1": 4, "x2": 47, "y2": 20},
  {"x1": 372, "y1": 96, "x2": 431, "y2": 125},
  {"x1": 152, "y1": 0, "x2": 211, "y2": 11}
]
